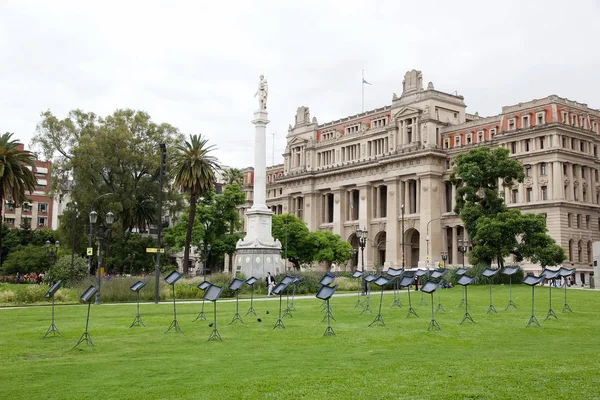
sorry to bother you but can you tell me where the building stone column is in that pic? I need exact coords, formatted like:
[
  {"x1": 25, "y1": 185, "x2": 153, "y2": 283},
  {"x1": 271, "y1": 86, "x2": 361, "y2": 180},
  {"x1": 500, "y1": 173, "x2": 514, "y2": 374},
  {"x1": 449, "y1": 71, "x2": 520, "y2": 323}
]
[
  {"x1": 418, "y1": 175, "x2": 442, "y2": 268},
  {"x1": 332, "y1": 189, "x2": 343, "y2": 236},
  {"x1": 451, "y1": 226, "x2": 458, "y2": 266},
  {"x1": 451, "y1": 183, "x2": 457, "y2": 211},
  {"x1": 358, "y1": 184, "x2": 372, "y2": 271},
  {"x1": 532, "y1": 162, "x2": 539, "y2": 201},
  {"x1": 384, "y1": 179, "x2": 399, "y2": 268},
  {"x1": 553, "y1": 161, "x2": 563, "y2": 200},
  {"x1": 567, "y1": 163, "x2": 574, "y2": 201}
]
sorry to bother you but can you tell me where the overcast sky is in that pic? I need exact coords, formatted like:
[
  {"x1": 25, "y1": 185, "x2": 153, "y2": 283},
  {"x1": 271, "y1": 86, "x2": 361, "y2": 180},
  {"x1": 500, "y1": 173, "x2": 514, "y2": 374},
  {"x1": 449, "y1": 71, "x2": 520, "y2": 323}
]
[{"x1": 1, "y1": 0, "x2": 599, "y2": 169}]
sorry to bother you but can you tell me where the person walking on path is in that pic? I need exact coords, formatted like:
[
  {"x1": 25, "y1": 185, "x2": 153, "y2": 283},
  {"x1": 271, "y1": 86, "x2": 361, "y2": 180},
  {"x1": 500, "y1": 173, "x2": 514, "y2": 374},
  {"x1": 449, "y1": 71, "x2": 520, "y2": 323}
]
[{"x1": 265, "y1": 272, "x2": 275, "y2": 297}]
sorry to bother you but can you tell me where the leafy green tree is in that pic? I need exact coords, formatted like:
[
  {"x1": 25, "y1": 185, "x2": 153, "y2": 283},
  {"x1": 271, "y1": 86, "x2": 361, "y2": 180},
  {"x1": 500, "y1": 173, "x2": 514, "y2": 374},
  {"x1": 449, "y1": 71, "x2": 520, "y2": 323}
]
[
  {"x1": 451, "y1": 147, "x2": 565, "y2": 268},
  {"x1": 107, "y1": 233, "x2": 158, "y2": 275},
  {"x1": 50, "y1": 254, "x2": 88, "y2": 284},
  {"x1": 172, "y1": 134, "x2": 220, "y2": 273},
  {"x1": 308, "y1": 230, "x2": 353, "y2": 270},
  {"x1": 222, "y1": 167, "x2": 244, "y2": 185},
  {"x1": 1, "y1": 244, "x2": 48, "y2": 275},
  {"x1": 0, "y1": 133, "x2": 37, "y2": 266},
  {"x1": 272, "y1": 214, "x2": 312, "y2": 270}
]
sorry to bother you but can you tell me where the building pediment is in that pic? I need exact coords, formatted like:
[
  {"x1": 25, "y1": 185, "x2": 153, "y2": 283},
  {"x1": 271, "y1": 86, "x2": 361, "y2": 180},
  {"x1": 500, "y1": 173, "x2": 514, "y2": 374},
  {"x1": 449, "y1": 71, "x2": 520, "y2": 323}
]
[
  {"x1": 392, "y1": 106, "x2": 421, "y2": 120},
  {"x1": 288, "y1": 136, "x2": 308, "y2": 147}
]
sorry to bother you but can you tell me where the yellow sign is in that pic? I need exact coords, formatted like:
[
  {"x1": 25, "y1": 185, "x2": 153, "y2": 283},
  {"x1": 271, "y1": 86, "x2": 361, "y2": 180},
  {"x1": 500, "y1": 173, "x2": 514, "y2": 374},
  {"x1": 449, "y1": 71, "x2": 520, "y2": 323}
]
[
  {"x1": 426, "y1": 255, "x2": 429, "y2": 260},
  {"x1": 146, "y1": 248, "x2": 165, "y2": 253},
  {"x1": 87, "y1": 247, "x2": 93, "y2": 256}
]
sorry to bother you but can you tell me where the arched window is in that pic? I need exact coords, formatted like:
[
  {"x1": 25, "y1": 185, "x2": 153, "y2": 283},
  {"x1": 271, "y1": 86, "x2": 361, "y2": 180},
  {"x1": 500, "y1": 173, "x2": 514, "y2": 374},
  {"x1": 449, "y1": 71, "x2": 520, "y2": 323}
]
[
  {"x1": 577, "y1": 240, "x2": 583, "y2": 262},
  {"x1": 587, "y1": 241, "x2": 593, "y2": 264},
  {"x1": 568, "y1": 240, "x2": 573, "y2": 261}
]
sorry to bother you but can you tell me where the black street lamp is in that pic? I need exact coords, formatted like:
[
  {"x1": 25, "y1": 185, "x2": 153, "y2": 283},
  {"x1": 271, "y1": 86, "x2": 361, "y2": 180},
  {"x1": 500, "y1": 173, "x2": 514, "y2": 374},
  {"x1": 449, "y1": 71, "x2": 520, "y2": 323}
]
[
  {"x1": 458, "y1": 239, "x2": 469, "y2": 268},
  {"x1": 204, "y1": 244, "x2": 212, "y2": 282},
  {"x1": 441, "y1": 251, "x2": 448, "y2": 269},
  {"x1": 69, "y1": 202, "x2": 78, "y2": 287},
  {"x1": 45, "y1": 240, "x2": 60, "y2": 285},
  {"x1": 154, "y1": 143, "x2": 167, "y2": 304},
  {"x1": 357, "y1": 227, "x2": 368, "y2": 294},
  {"x1": 90, "y1": 210, "x2": 114, "y2": 305},
  {"x1": 347, "y1": 248, "x2": 353, "y2": 272},
  {"x1": 87, "y1": 193, "x2": 113, "y2": 279},
  {"x1": 401, "y1": 204, "x2": 405, "y2": 269}
]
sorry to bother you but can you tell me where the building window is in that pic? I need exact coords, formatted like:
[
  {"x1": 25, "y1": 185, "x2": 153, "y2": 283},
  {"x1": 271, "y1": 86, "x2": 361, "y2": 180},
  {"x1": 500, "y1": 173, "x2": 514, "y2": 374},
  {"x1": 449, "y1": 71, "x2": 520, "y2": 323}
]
[
  {"x1": 5, "y1": 201, "x2": 14, "y2": 211},
  {"x1": 582, "y1": 167, "x2": 586, "y2": 179},
  {"x1": 4, "y1": 217, "x2": 15, "y2": 225},
  {"x1": 21, "y1": 217, "x2": 31, "y2": 227},
  {"x1": 455, "y1": 136, "x2": 461, "y2": 146},
  {"x1": 466, "y1": 133, "x2": 472, "y2": 144},
  {"x1": 477, "y1": 131, "x2": 484, "y2": 142},
  {"x1": 522, "y1": 115, "x2": 530, "y2": 128},
  {"x1": 508, "y1": 119, "x2": 516, "y2": 130},
  {"x1": 541, "y1": 186, "x2": 548, "y2": 201},
  {"x1": 510, "y1": 142, "x2": 517, "y2": 154},
  {"x1": 38, "y1": 217, "x2": 47, "y2": 227},
  {"x1": 562, "y1": 137, "x2": 567, "y2": 148},
  {"x1": 526, "y1": 188, "x2": 532, "y2": 202},
  {"x1": 571, "y1": 115, "x2": 578, "y2": 127},
  {"x1": 345, "y1": 125, "x2": 360, "y2": 134},
  {"x1": 525, "y1": 139, "x2": 531, "y2": 151},
  {"x1": 536, "y1": 112, "x2": 545, "y2": 125},
  {"x1": 512, "y1": 190, "x2": 518, "y2": 204},
  {"x1": 444, "y1": 138, "x2": 450, "y2": 149},
  {"x1": 580, "y1": 141, "x2": 585, "y2": 152},
  {"x1": 525, "y1": 165, "x2": 532, "y2": 177},
  {"x1": 563, "y1": 164, "x2": 568, "y2": 175},
  {"x1": 489, "y1": 128, "x2": 496, "y2": 137},
  {"x1": 567, "y1": 213, "x2": 572, "y2": 227},
  {"x1": 540, "y1": 163, "x2": 547, "y2": 176},
  {"x1": 586, "y1": 215, "x2": 591, "y2": 229},
  {"x1": 577, "y1": 214, "x2": 581, "y2": 229},
  {"x1": 38, "y1": 203, "x2": 48, "y2": 213},
  {"x1": 578, "y1": 240, "x2": 583, "y2": 262},
  {"x1": 562, "y1": 111, "x2": 568, "y2": 123},
  {"x1": 571, "y1": 138, "x2": 575, "y2": 149},
  {"x1": 539, "y1": 137, "x2": 545, "y2": 149},
  {"x1": 22, "y1": 203, "x2": 32, "y2": 212}
]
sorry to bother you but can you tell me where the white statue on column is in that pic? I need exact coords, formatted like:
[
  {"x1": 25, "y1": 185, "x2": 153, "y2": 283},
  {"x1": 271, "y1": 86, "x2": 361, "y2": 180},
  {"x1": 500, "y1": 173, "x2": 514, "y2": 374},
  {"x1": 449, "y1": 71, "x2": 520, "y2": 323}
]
[{"x1": 254, "y1": 74, "x2": 268, "y2": 110}]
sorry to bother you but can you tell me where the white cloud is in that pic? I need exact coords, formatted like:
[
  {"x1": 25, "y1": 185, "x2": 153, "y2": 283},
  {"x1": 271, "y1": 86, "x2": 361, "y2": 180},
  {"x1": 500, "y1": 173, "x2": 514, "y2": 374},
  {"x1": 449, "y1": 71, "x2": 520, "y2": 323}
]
[{"x1": 1, "y1": 0, "x2": 599, "y2": 168}]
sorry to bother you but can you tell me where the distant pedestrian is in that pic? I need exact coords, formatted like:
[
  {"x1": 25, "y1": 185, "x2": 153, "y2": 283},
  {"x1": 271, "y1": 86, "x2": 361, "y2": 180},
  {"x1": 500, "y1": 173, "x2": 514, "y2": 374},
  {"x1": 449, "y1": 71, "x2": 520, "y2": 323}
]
[
  {"x1": 265, "y1": 272, "x2": 275, "y2": 297},
  {"x1": 15, "y1": 271, "x2": 21, "y2": 284}
]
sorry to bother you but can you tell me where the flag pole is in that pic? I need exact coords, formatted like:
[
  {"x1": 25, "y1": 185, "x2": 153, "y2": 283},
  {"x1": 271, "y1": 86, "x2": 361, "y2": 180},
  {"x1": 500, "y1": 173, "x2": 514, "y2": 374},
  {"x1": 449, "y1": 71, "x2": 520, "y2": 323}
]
[{"x1": 361, "y1": 69, "x2": 365, "y2": 113}]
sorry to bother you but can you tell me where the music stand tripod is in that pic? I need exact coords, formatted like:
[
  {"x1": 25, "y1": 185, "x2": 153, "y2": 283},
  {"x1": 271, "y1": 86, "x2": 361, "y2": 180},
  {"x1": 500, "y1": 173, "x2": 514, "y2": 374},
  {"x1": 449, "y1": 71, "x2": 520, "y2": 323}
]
[
  {"x1": 502, "y1": 266, "x2": 519, "y2": 310},
  {"x1": 289, "y1": 276, "x2": 302, "y2": 311},
  {"x1": 421, "y1": 281, "x2": 441, "y2": 331},
  {"x1": 316, "y1": 284, "x2": 338, "y2": 336},
  {"x1": 129, "y1": 280, "x2": 148, "y2": 327},
  {"x1": 369, "y1": 276, "x2": 390, "y2": 326},
  {"x1": 319, "y1": 273, "x2": 336, "y2": 313},
  {"x1": 387, "y1": 268, "x2": 403, "y2": 308},
  {"x1": 279, "y1": 276, "x2": 295, "y2": 318},
  {"x1": 558, "y1": 267, "x2": 575, "y2": 312},
  {"x1": 416, "y1": 269, "x2": 430, "y2": 306},
  {"x1": 541, "y1": 269, "x2": 559, "y2": 320},
  {"x1": 430, "y1": 269, "x2": 446, "y2": 312},
  {"x1": 457, "y1": 275, "x2": 475, "y2": 325},
  {"x1": 399, "y1": 274, "x2": 418, "y2": 318},
  {"x1": 455, "y1": 267, "x2": 470, "y2": 307},
  {"x1": 43, "y1": 280, "x2": 63, "y2": 338},
  {"x1": 361, "y1": 274, "x2": 377, "y2": 314},
  {"x1": 229, "y1": 278, "x2": 245, "y2": 324},
  {"x1": 244, "y1": 277, "x2": 258, "y2": 316},
  {"x1": 194, "y1": 281, "x2": 212, "y2": 321},
  {"x1": 320, "y1": 285, "x2": 336, "y2": 323},
  {"x1": 72, "y1": 285, "x2": 98, "y2": 349},
  {"x1": 523, "y1": 275, "x2": 543, "y2": 327},
  {"x1": 481, "y1": 268, "x2": 500, "y2": 314},
  {"x1": 164, "y1": 270, "x2": 183, "y2": 334},
  {"x1": 204, "y1": 284, "x2": 224, "y2": 341},
  {"x1": 351, "y1": 270, "x2": 364, "y2": 308},
  {"x1": 272, "y1": 281, "x2": 291, "y2": 329}
]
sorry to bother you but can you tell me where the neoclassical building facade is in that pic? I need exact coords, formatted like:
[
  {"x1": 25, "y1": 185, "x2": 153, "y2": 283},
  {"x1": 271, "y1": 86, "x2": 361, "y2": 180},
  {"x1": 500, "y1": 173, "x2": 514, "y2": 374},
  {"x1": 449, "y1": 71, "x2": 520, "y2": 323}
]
[{"x1": 240, "y1": 70, "x2": 599, "y2": 286}]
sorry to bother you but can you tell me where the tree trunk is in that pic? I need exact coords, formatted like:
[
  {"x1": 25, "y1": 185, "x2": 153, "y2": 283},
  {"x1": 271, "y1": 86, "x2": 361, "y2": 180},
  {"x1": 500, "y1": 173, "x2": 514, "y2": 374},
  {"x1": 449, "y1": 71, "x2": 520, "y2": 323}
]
[
  {"x1": 228, "y1": 218, "x2": 234, "y2": 273},
  {"x1": 183, "y1": 193, "x2": 197, "y2": 275}
]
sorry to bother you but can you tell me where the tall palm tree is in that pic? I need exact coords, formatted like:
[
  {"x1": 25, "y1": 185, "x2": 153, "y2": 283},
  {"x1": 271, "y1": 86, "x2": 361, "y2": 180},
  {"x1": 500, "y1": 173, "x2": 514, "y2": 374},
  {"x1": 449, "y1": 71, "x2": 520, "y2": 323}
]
[
  {"x1": 222, "y1": 167, "x2": 244, "y2": 185},
  {"x1": 0, "y1": 133, "x2": 37, "y2": 266},
  {"x1": 172, "y1": 134, "x2": 220, "y2": 273}
]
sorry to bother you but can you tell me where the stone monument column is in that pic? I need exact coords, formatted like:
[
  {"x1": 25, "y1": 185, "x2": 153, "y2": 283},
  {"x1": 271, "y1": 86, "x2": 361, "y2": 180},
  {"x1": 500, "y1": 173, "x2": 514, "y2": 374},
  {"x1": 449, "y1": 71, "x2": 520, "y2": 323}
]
[{"x1": 235, "y1": 75, "x2": 282, "y2": 278}]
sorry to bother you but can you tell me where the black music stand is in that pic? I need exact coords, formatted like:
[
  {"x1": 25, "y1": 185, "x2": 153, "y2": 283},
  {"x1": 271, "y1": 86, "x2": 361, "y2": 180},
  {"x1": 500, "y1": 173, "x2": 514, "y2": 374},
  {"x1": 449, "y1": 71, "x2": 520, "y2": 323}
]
[
  {"x1": 541, "y1": 269, "x2": 559, "y2": 320},
  {"x1": 129, "y1": 280, "x2": 148, "y2": 328},
  {"x1": 245, "y1": 277, "x2": 258, "y2": 316},
  {"x1": 320, "y1": 285, "x2": 336, "y2": 323},
  {"x1": 416, "y1": 269, "x2": 430, "y2": 306},
  {"x1": 289, "y1": 276, "x2": 302, "y2": 311},
  {"x1": 399, "y1": 274, "x2": 418, "y2": 317},
  {"x1": 558, "y1": 267, "x2": 575, "y2": 312},
  {"x1": 361, "y1": 274, "x2": 377, "y2": 314},
  {"x1": 481, "y1": 268, "x2": 499, "y2": 314},
  {"x1": 455, "y1": 267, "x2": 470, "y2": 307},
  {"x1": 351, "y1": 270, "x2": 364, "y2": 308},
  {"x1": 430, "y1": 269, "x2": 446, "y2": 312},
  {"x1": 43, "y1": 280, "x2": 63, "y2": 338},
  {"x1": 316, "y1": 284, "x2": 338, "y2": 336},
  {"x1": 387, "y1": 268, "x2": 403, "y2": 308},
  {"x1": 280, "y1": 276, "x2": 295, "y2": 318},
  {"x1": 523, "y1": 275, "x2": 543, "y2": 327},
  {"x1": 272, "y1": 281, "x2": 291, "y2": 329},
  {"x1": 457, "y1": 275, "x2": 475, "y2": 325},
  {"x1": 369, "y1": 276, "x2": 390, "y2": 327},
  {"x1": 205, "y1": 284, "x2": 224, "y2": 341},
  {"x1": 502, "y1": 266, "x2": 519, "y2": 309},
  {"x1": 421, "y1": 281, "x2": 441, "y2": 331},
  {"x1": 194, "y1": 281, "x2": 212, "y2": 321},
  {"x1": 72, "y1": 285, "x2": 98, "y2": 349},
  {"x1": 319, "y1": 274, "x2": 335, "y2": 311},
  {"x1": 229, "y1": 278, "x2": 245, "y2": 324},
  {"x1": 164, "y1": 270, "x2": 183, "y2": 334}
]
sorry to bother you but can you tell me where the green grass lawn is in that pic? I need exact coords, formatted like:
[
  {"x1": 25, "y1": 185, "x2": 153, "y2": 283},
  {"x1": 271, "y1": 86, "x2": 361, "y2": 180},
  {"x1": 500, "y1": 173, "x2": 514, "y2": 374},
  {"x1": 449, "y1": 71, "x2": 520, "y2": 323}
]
[{"x1": 1, "y1": 285, "x2": 599, "y2": 400}]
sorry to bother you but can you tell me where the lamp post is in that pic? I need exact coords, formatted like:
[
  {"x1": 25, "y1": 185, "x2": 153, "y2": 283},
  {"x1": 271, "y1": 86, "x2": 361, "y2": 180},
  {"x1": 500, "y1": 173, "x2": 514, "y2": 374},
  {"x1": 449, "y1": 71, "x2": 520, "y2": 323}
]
[
  {"x1": 441, "y1": 252, "x2": 448, "y2": 269},
  {"x1": 45, "y1": 240, "x2": 60, "y2": 285},
  {"x1": 347, "y1": 248, "x2": 353, "y2": 272},
  {"x1": 284, "y1": 216, "x2": 289, "y2": 271},
  {"x1": 357, "y1": 228, "x2": 368, "y2": 294},
  {"x1": 401, "y1": 204, "x2": 405, "y2": 268},
  {"x1": 69, "y1": 202, "x2": 77, "y2": 287},
  {"x1": 87, "y1": 193, "x2": 113, "y2": 279},
  {"x1": 425, "y1": 217, "x2": 440, "y2": 270},
  {"x1": 155, "y1": 143, "x2": 167, "y2": 304},
  {"x1": 458, "y1": 239, "x2": 469, "y2": 269},
  {"x1": 204, "y1": 244, "x2": 212, "y2": 282},
  {"x1": 90, "y1": 210, "x2": 114, "y2": 305}
]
